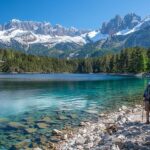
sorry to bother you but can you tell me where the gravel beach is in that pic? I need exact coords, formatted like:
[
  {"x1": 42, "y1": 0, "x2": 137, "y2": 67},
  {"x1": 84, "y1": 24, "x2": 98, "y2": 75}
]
[{"x1": 55, "y1": 105, "x2": 150, "y2": 150}]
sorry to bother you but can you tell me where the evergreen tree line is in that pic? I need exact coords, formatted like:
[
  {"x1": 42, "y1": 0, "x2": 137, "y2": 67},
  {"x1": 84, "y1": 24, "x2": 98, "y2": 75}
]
[{"x1": 0, "y1": 47, "x2": 149, "y2": 73}]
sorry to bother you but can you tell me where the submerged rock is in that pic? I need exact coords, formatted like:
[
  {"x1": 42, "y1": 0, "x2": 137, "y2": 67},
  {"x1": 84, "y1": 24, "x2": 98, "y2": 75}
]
[
  {"x1": 37, "y1": 116, "x2": 51, "y2": 123},
  {"x1": 67, "y1": 114, "x2": 77, "y2": 119},
  {"x1": 57, "y1": 115, "x2": 68, "y2": 120},
  {"x1": 7, "y1": 122, "x2": 25, "y2": 130},
  {"x1": 36, "y1": 123, "x2": 49, "y2": 129},
  {"x1": 25, "y1": 128, "x2": 37, "y2": 134},
  {"x1": 39, "y1": 136, "x2": 47, "y2": 144},
  {"x1": 11, "y1": 139, "x2": 31, "y2": 149},
  {"x1": 22, "y1": 117, "x2": 35, "y2": 124},
  {"x1": 0, "y1": 118, "x2": 9, "y2": 123}
]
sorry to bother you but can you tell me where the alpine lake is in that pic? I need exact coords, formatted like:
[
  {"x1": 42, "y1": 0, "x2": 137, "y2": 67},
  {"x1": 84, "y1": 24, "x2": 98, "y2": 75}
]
[{"x1": 0, "y1": 73, "x2": 148, "y2": 149}]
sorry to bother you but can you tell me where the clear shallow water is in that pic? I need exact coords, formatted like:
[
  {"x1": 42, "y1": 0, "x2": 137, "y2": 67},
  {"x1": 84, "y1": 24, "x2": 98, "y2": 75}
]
[{"x1": 0, "y1": 74, "x2": 148, "y2": 149}]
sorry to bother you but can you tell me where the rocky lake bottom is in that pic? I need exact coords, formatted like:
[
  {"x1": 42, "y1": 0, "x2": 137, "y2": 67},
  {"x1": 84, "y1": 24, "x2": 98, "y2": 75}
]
[
  {"x1": 0, "y1": 74, "x2": 149, "y2": 149},
  {"x1": 1, "y1": 104, "x2": 150, "y2": 150},
  {"x1": 0, "y1": 109, "x2": 99, "y2": 149}
]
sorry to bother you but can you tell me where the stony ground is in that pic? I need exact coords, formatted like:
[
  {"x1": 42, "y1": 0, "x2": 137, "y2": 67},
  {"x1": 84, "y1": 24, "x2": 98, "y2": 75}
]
[
  {"x1": 56, "y1": 105, "x2": 150, "y2": 150},
  {"x1": 7, "y1": 105, "x2": 150, "y2": 150}
]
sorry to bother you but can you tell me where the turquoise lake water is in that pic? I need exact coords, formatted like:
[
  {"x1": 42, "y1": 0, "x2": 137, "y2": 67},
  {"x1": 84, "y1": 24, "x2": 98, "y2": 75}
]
[{"x1": 0, "y1": 74, "x2": 148, "y2": 149}]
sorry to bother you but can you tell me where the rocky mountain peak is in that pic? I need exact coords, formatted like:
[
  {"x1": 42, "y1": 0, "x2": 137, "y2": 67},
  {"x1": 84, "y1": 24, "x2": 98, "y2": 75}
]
[
  {"x1": 123, "y1": 13, "x2": 141, "y2": 28},
  {"x1": 1, "y1": 19, "x2": 88, "y2": 37},
  {"x1": 101, "y1": 13, "x2": 141, "y2": 35},
  {"x1": 101, "y1": 15, "x2": 122, "y2": 35},
  {"x1": 3, "y1": 19, "x2": 52, "y2": 35}
]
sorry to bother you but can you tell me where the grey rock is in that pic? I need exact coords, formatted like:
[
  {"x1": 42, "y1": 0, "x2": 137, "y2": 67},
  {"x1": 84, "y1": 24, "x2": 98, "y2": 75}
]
[
  {"x1": 61, "y1": 134, "x2": 68, "y2": 140},
  {"x1": 33, "y1": 148, "x2": 43, "y2": 150},
  {"x1": 84, "y1": 143, "x2": 94, "y2": 149},
  {"x1": 112, "y1": 137, "x2": 123, "y2": 149},
  {"x1": 52, "y1": 129, "x2": 63, "y2": 135},
  {"x1": 101, "y1": 13, "x2": 141, "y2": 35},
  {"x1": 79, "y1": 122, "x2": 87, "y2": 126},
  {"x1": 85, "y1": 135, "x2": 94, "y2": 144},
  {"x1": 75, "y1": 136, "x2": 85, "y2": 145}
]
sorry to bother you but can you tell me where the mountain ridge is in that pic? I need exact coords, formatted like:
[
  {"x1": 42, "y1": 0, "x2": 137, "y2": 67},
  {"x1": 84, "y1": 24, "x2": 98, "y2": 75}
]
[{"x1": 0, "y1": 13, "x2": 150, "y2": 58}]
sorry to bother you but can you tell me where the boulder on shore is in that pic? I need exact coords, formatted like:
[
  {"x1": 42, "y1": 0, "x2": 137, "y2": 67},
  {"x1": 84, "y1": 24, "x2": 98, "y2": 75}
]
[{"x1": 52, "y1": 129, "x2": 63, "y2": 135}]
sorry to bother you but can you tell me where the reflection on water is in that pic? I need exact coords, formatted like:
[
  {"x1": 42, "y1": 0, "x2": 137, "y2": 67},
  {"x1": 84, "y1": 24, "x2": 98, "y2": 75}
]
[{"x1": 0, "y1": 74, "x2": 148, "y2": 149}]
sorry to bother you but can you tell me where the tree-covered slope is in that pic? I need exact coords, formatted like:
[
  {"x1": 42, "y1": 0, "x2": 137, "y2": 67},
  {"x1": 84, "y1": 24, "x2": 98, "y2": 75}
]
[{"x1": 0, "y1": 47, "x2": 149, "y2": 73}]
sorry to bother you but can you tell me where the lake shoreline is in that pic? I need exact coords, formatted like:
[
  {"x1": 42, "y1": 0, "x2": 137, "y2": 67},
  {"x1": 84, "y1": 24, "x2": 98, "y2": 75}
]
[
  {"x1": 4, "y1": 104, "x2": 150, "y2": 150},
  {"x1": 0, "y1": 72, "x2": 144, "y2": 76},
  {"x1": 0, "y1": 73, "x2": 140, "y2": 82},
  {"x1": 55, "y1": 104, "x2": 150, "y2": 150}
]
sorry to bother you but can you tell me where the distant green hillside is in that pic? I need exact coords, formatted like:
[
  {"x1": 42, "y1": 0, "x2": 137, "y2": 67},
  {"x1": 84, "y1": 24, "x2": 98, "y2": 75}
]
[{"x1": 0, "y1": 47, "x2": 149, "y2": 73}]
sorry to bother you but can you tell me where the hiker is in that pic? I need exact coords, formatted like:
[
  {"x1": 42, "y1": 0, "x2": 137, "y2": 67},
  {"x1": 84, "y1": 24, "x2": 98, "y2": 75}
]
[{"x1": 143, "y1": 82, "x2": 150, "y2": 124}]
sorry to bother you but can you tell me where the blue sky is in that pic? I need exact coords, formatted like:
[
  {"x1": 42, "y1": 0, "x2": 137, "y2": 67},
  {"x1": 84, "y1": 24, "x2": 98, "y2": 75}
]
[{"x1": 0, "y1": 0, "x2": 150, "y2": 29}]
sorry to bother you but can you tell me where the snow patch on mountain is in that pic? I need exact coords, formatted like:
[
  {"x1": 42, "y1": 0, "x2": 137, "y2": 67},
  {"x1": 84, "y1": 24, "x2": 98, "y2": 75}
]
[
  {"x1": 115, "y1": 16, "x2": 150, "y2": 36},
  {"x1": 0, "y1": 27, "x2": 87, "y2": 48},
  {"x1": 0, "y1": 29, "x2": 28, "y2": 43},
  {"x1": 86, "y1": 30, "x2": 109, "y2": 42},
  {"x1": 11, "y1": 19, "x2": 21, "y2": 23},
  {"x1": 115, "y1": 28, "x2": 130, "y2": 35},
  {"x1": 87, "y1": 31, "x2": 99, "y2": 38}
]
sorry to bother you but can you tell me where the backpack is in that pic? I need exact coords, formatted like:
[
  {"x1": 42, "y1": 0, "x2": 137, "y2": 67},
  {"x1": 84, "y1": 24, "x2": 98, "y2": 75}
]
[{"x1": 144, "y1": 86, "x2": 150, "y2": 101}]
